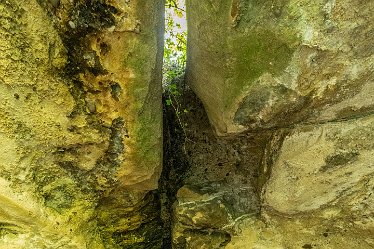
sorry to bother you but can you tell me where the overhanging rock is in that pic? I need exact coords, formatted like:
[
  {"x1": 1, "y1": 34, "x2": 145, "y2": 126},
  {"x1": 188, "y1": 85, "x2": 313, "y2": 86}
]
[{"x1": 186, "y1": 0, "x2": 374, "y2": 135}]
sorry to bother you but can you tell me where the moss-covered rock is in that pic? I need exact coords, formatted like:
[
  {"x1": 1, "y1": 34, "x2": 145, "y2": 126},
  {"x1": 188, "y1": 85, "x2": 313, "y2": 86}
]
[
  {"x1": 186, "y1": 0, "x2": 374, "y2": 135},
  {"x1": 0, "y1": 0, "x2": 163, "y2": 247}
]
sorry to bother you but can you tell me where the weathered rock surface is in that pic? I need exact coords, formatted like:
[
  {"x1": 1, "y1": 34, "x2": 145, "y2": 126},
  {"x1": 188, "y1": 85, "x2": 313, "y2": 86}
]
[
  {"x1": 2, "y1": 0, "x2": 373, "y2": 248},
  {"x1": 264, "y1": 115, "x2": 374, "y2": 215},
  {"x1": 172, "y1": 109, "x2": 374, "y2": 248},
  {"x1": 167, "y1": 90, "x2": 269, "y2": 248},
  {"x1": 187, "y1": 0, "x2": 374, "y2": 135},
  {"x1": 174, "y1": 1, "x2": 374, "y2": 247},
  {"x1": 0, "y1": 0, "x2": 163, "y2": 248},
  {"x1": 173, "y1": 183, "x2": 257, "y2": 249},
  {"x1": 222, "y1": 115, "x2": 374, "y2": 248}
]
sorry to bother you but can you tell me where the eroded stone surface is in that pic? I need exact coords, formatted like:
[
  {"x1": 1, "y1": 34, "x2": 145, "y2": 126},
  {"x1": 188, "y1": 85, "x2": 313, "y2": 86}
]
[
  {"x1": 264, "y1": 115, "x2": 374, "y2": 215},
  {"x1": 225, "y1": 209, "x2": 374, "y2": 249},
  {"x1": 168, "y1": 90, "x2": 271, "y2": 248},
  {"x1": 226, "y1": 115, "x2": 374, "y2": 248},
  {"x1": 173, "y1": 183, "x2": 258, "y2": 249},
  {"x1": 170, "y1": 88, "x2": 373, "y2": 248},
  {"x1": 173, "y1": 114, "x2": 374, "y2": 249},
  {"x1": 183, "y1": 2, "x2": 374, "y2": 243},
  {"x1": 187, "y1": 0, "x2": 374, "y2": 135},
  {"x1": 176, "y1": 0, "x2": 373, "y2": 247},
  {"x1": 0, "y1": 0, "x2": 163, "y2": 248}
]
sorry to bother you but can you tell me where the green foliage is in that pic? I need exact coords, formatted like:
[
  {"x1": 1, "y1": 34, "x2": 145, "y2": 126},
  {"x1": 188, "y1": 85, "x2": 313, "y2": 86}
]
[
  {"x1": 164, "y1": 81, "x2": 190, "y2": 129},
  {"x1": 163, "y1": 0, "x2": 187, "y2": 87},
  {"x1": 163, "y1": 1, "x2": 190, "y2": 132}
]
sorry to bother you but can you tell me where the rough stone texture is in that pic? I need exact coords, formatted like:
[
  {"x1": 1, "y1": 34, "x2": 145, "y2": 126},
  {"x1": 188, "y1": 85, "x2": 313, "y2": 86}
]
[
  {"x1": 172, "y1": 110, "x2": 374, "y2": 248},
  {"x1": 0, "y1": 0, "x2": 163, "y2": 248},
  {"x1": 173, "y1": 183, "x2": 256, "y2": 249},
  {"x1": 174, "y1": 1, "x2": 374, "y2": 247},
  {"x1": 186, "y1": 0, "x2": 374, "y2": 135},
  {"x1": 168, "y1": 90, "x2": 271, "y2": 248},
  {"x1": 224, "y1": 115, "x2": 374, "y2": 248},
  {"x1": 264, "y1": 115, "x2": 374, "y2": 215}
]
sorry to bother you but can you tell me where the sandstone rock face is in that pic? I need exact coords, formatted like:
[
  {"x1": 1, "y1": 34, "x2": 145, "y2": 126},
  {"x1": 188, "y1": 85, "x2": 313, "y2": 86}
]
[
  {"x1": 186, "y1": 0, "x2": 374, "y2": 135},
  {"x1": 2, "y1": 0, "x2": 373, "y2": 248},
  {"x1": 0, "y1": 0, "x2": 163, "y2": 248},
  {"x1": 172, "y1": 113, "x2": 374, "y2": 248},
  {"x1": 252, "y1": 115, "x2": 374, "y2": 248},
  {"x1": 264, "y1": 116, "x2": 374, "y2": 215},
  {"x1": 173, "y1": 0, "x2": 374, "y2": 248},
  {"x1": 223, "y1": 117, "x2": 374, "y2": 249}
]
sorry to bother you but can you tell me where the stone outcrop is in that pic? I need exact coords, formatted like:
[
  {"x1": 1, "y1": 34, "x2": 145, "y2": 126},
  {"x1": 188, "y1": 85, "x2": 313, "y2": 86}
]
[
  {"x1": 175, "y1": 0, "x2": 374, "y2": 248},
  {"x1": 171, "y1": 97, "x2": 374, "y2": 248},
  {"x1": 187, "y1": 0, "x2": 374, "y2": 135},
  {"x1": 0, "y1": 0, "x2": 163, "y2": 248},
  {"x1": 229, "y1": 115, "x2": 374, "y2": 248},
  {"x1": 1, "y1": 0, "x2": 373, "y2": 248}
]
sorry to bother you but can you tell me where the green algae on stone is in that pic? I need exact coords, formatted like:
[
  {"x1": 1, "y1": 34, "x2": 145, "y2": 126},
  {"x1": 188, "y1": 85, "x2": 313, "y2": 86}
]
[
  {"x1": 187, "y1": 0, "x2": 374, "y2": 134},
  {"x1": 119, "y1": 0, "x2": 164, "y2": 189},
  {"x1": 225, "y1": 28, "x2": 299, "y2": 109}
]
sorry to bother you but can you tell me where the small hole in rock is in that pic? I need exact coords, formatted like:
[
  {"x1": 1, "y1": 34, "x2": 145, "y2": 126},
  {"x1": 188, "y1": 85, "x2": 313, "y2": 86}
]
[
  {"x1": 302, "y1": 244, "x2": 313, "y2": 249},
  {"x1": 100, "y1": 42, "x2": 110, "y2": 55}
]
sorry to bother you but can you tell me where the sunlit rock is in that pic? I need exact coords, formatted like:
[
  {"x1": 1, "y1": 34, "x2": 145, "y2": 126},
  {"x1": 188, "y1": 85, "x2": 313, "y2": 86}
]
[
  {"x1": 186, "y1": 0, "x2": 374, "y2": 135},
  {"x1": 0, "y1": 0, "x2": 163, "y2": 247}
]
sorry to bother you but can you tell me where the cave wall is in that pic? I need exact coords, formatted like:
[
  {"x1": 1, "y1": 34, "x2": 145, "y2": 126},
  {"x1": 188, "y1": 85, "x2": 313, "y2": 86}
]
[{"x1": 0, "y1": 0, "x2": 163, "y2": 248}]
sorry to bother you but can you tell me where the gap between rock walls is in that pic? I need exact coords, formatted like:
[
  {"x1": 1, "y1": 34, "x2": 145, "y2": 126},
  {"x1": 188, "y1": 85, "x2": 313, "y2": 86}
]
[
  {"x1": 3, "y1": 0, "x2": 371, "y2": 248},
  {"x1": 159, "y1": 1, "x2": 189, "y2": 247},
  {"x1": 160, "y1": 86, "x2": 274, "y2": 248},
  {"x1": 158, "y1": 1, "x2": 272, "y2": 248}
]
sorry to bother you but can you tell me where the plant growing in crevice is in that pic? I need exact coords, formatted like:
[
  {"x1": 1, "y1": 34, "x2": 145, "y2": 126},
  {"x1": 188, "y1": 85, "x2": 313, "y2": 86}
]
[
  {"x1": 160, "y1": 5, "x2": 190, "y2": 248},
  {"x1": 164, "y1": 76, "x2": 191, "y2": 141},
  {"x1": 163, "y1": 0, "x2": 189, "y2": 134},
  {"x1": 163, "y1": 0, "x2": 187, "y2": 86}
]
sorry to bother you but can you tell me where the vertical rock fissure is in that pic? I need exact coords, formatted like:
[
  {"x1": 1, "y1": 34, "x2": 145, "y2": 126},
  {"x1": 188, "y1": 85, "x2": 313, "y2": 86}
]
[
  {"x1": 159, "y1": 92, "x2": 190, "y2": 248},
  {"x1": 160, "y1": 82, "x2": 278, "y2": 248},
  {"x1": 159, "y1": 1, "x2": 275, "y2": 247},
  {"x1": 159, "y1": 1, "x2": 189, "y2": 247}
]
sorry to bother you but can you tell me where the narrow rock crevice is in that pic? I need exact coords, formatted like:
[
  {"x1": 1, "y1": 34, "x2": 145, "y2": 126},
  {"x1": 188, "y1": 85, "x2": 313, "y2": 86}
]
[
  {"x1": 158, "y1": 80, "x2": 276, "y2": 248},
  {"x1": 159, "y1": 84, "x2": 191, "y2": 248}
]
